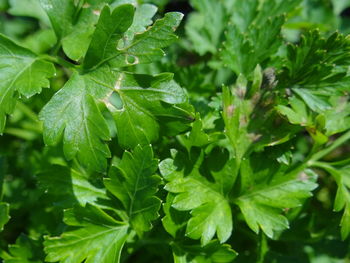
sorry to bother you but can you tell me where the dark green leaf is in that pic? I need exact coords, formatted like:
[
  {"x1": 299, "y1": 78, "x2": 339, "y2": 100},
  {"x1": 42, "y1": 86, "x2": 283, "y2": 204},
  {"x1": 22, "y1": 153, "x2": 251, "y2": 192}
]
[{"x1": 44, "y1": 204, "x2": 129, "y2": 263}]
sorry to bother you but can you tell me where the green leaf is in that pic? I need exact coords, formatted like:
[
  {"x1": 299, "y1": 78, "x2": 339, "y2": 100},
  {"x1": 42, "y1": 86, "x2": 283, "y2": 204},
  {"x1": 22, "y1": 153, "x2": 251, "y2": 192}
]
[
  {"x1": 22, "y1": 29, "x2": 57, "y2": 54},
  {"x1": 293, "y1": 88, "x2": 331, "y2": 113},
  {"x1": 162, "y1": 193, "x2": 190, "y2": 238},
  {"x1": 44, "y1": 204, "x2": 129, "y2": 263},
  {"x1": 83, "y1": 5, "x2": 182, "y2": 68},
  {"x1": 222, "y1": 85, "x2": 252, "y2": 160},
  {"x1": 37, "y1": 164, "x2": 107, "y2": 207},
  {"x1": 178, "y1": 115, "x2": 210, "y2": 153},
  {"x1": 104, "y1": 145, "x2": 161, "y2": 235},
  {"x1": 40, "y1": 67, "x2": 193, "y2": 171},
  {"x1": 331, "y1": 0, "x2": 350, "y2": 15},
  {"x1": 61, "y1": 1, "x2": 110, "y2": 61},
  {"x1": 83, "y1": 4, "x2": 135, "y2": 69},
  {"x1": 124, "y1": 4, "x2": 157, "y2": 42},
  {"x1": 172, "y1": 240, "x2": 238, "y2": 263},
  {"x1": 3, "y1": 234, "x2": 43, "y2": 263},
  {"x1": 235, "y1": 169, "x2": 317, "y2": 238},
  {"x1": 0, "y1": 34, "x2": 55, "y2": 133},
  {"x1": 105, "y1": 72, "x2": 194, "y2": 148},
  {"x1": 221, "y1": 0, "x2": 292, "y2": 76},
  {"x1": 276, "y1": 96, "x2": 312, "y2": 126},
  {"x1": 0, "y1": 202, "x2": 9, "y2": 231},
  {"x1": 40, "y1": 0, "x2": 112, "y2": 60},
  {"x1": 323, "y1": 102, "x2": 350, "y2": 136},
  {"x1": 185, "y1": 0, "x2": 226, "y2": 55},
  {"x1": 162, "y1": 151, "x2": 235, "y2": 245},
  {"x1": 280, "y1": 31, "x2": 350, "y2": 87},
  {"x1": 9, "y1": 0, "x2": 50, "y2": 25},
  {"x1": 319, "y1": 164, "x2": 350, "y2": 239},
  {"x1": 109, "y1": 12, "x2": 183, "y2": 68},
  {"x1": 39, "y1": 70, "x2": 112, "y2": 172},
  {"x1": 39, "y1": 0, "x2": 74, "y2": 40}
]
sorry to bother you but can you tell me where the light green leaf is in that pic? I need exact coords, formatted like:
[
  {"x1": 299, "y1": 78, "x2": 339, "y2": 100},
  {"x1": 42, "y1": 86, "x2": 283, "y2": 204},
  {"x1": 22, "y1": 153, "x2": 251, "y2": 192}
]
[
  {"x1": 0, "y1": 34, "x2": 55, "y2": 133},
  {"x1": 276, "y1": 96, "x2": 312, "y2": 126},
  {"x1": 222, "y1": 85, "x2": 252, "y2": 160},
  {"x1": 235, "y1": 169, "x2": 317, "y2": 238},
  {"x1": 22, "y1": 29, "x2": 57, "y2": 54},
  {"x1": 104, "y1": 145, "x2": 161, "y2": 235},
  {"x1": 44, "y1": 204, "x2": 129, "y2": 263},
  {"x1": 172, "y1": 240, "x2": 237, "y2": 263},
  {"x1": 162, "y1": 152, "x2": 234, "y2": 245},
  {"x1": 323, "y1": 103, "x2": 350, "y2": 136},
  {"x1": 162, "y1": 193, "x2": 190, "y2": 238},
  {"x1": 178, "y1": 115, "x2": 210, "y2": 153},
  {"x1": 9, "y1": 0, "x2": 50, "y2": 25}
]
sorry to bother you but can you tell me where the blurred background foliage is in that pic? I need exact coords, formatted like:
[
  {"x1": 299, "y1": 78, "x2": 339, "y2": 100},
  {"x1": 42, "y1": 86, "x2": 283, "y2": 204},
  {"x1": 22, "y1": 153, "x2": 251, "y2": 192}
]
[{"x1": 1, "y1": 0, "x2": 350, "y2": 262}]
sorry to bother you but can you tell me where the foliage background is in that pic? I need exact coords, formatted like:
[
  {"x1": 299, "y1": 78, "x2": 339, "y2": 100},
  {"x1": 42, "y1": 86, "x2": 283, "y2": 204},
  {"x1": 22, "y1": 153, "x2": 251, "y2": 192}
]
[{"x1": 1, "y1": 0, "x2": 350, "y2": 262}]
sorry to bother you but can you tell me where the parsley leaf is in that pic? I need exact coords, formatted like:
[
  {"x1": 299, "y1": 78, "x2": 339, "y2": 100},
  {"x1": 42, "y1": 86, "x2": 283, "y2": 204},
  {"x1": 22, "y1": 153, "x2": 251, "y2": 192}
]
[
  {"x1": 39, "y1": 69, "x2": 113, "y2": 172},
  {"x1": 37, "y1": 164, "x2": 108, "y2": 207},
  {"x1": 161, "y1": 151, "x2": 235, "y2": 245},
  {"x1": 235, "y1": 161, "x2": 318, "y2": 238},
  {"x1": 44, "y1": 204, "x2": 129, "y2": 263},
  {"x1": 104, "y1": 145, "x2": 161, "y2": 235},
  {"x1": 40, "y1": 68, "x2": 193, "y2": 171},
  {"x1": 0, "y1": 34, "x2": 55, "y2": 133}
]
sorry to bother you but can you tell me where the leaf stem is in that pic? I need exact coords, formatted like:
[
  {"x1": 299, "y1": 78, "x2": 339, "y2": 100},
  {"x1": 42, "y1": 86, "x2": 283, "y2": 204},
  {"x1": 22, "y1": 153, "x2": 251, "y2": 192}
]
[
  {"x1": 257, "y1": 232, "x2": 268, "y2": 263},
  {"x1": 40, "y1": 54, "x2": 78, "y2": 70},
  {"x1": 16, "y1": 102, "x2": 39, "y2": 122},
  {"x1": 309, "y1": 130, "x2": 350, "y2": 163},
  {"x1": 284, "y1": 131, "x2": 350, "y2": 178}
]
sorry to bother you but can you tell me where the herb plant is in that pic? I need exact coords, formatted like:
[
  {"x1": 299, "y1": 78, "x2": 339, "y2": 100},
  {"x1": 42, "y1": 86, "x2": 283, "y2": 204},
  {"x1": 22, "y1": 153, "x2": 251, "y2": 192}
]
[{"x1": 1, "y1": 0, "x2": 350, "y2": 262}]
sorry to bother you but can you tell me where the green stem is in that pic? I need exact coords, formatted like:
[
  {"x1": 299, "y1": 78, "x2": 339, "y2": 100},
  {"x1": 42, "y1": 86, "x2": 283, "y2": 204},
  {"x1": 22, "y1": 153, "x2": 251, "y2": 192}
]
[
  {"x1": 40, "y1": 54, "x2": 78, "y2": 70},
  {"x1": 51, "y1": 41, "x2": 62, "y2": 56},
  {"x1": 310, "y1": 161, "x2": 334, "y2": 170},
  {"x1": 309, "y1": 130, "x2": 350, "y2": 163},
  {"x1": 309, "y1": 161, "x2": 341, "y2": 183},
  {"x1": 73, "y1": 0, "x2": 85, "y2": 20},
  {"x1": 16, "y1": 102, "x2": 38, "y2": 122},
  {"x1": 257, "y1": 232, "x2": 268, "y2": 263},
  {"x1": 4, "y1": 128, "x2": 38, "y2": 140},
  {"x1": 327, "y1": 158, "x2": 350, "y2": 166}
]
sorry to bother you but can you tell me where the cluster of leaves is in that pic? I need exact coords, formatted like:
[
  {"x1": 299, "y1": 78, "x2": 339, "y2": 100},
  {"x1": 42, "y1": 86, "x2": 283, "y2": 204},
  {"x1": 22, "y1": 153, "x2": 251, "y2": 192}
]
[{"x1": 1, "y1": 0, "x2": 350, "y2": 262}]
